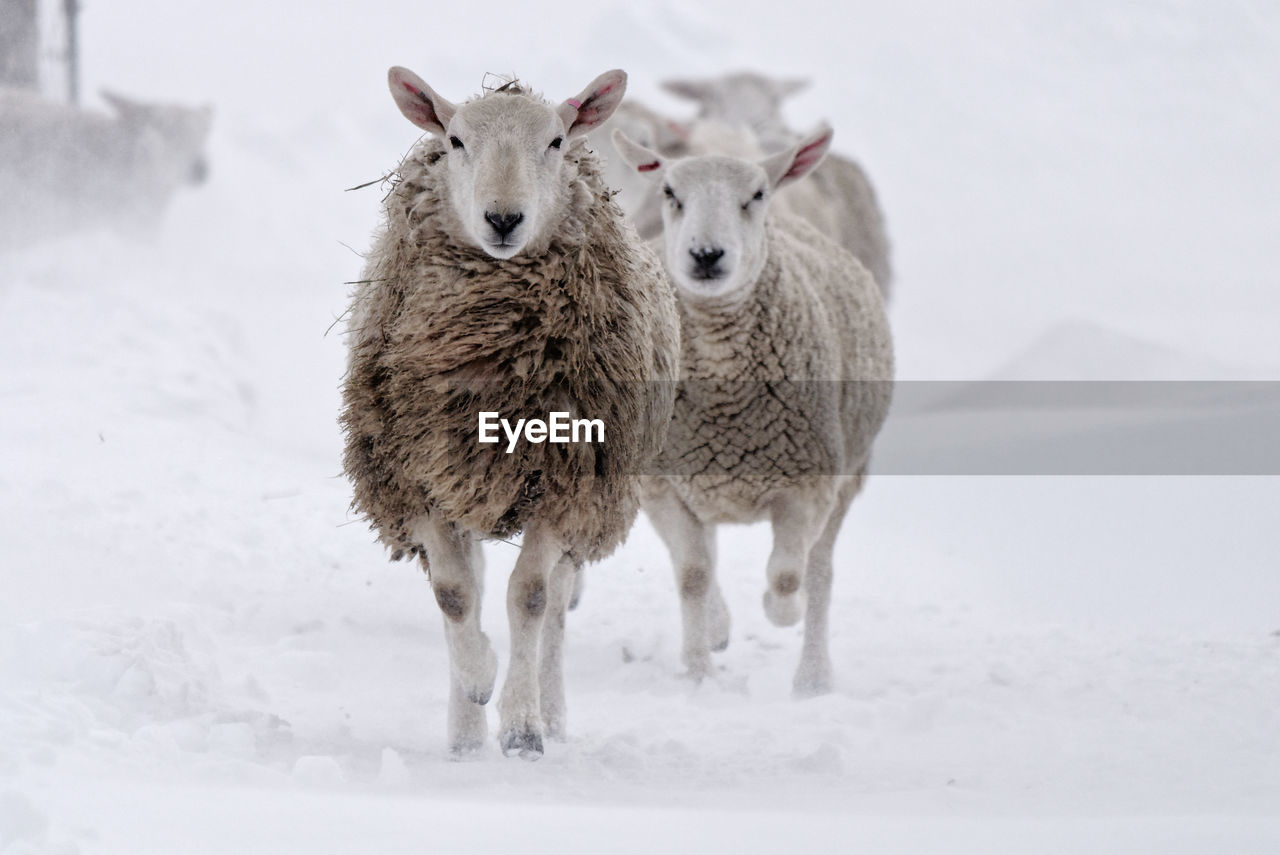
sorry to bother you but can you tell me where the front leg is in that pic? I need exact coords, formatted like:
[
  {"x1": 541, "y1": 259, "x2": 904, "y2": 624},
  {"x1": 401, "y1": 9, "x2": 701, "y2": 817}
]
[
  {"x1": 763, "y1": 489, "x2": 834, "y2": 628},
  {"x1": 538, "y1": 557, "x2": 577, "y2": 741},
  {"x1": 794, "y1": 474, "x2": 863, "y2": 697},
  {"x1": 643, "y1": 483, "x2": 722, "y2": 679},
  {"x1": 497, "y1": 522, "x2": 567, "y2": 759},
  {"x1": 410, "y1": 516, "x2": 497, "y2": 755}
]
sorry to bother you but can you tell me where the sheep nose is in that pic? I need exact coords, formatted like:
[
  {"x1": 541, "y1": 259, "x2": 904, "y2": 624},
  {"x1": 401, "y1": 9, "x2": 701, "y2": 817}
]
[
  {"x1": 690, "y1": 247, "x2": 724, "y2": 271},
  {"x1": 485, "y1": 211, "x2": 524, "y2": 238}
]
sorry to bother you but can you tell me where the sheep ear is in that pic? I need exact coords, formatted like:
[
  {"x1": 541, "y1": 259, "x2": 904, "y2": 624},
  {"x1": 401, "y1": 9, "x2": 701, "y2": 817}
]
[
  {"x1": 661, "y1": 78, "x2": 710, "y2": 102},
  {"x1": 558, "y1": 69, "x2": 627, "y2": 138},
  {"x1": 611, "y1": 130, "x2": 664, "y2": 179},
  {"x1": 388, "y1": 66, "x2": 456, "y2": 134},
  {"x1": 771, "y1": 77, "x2": 810, "y2": 99},
  {"x1": 761, "y1": 123, "x2": 831, "y2": 189}
]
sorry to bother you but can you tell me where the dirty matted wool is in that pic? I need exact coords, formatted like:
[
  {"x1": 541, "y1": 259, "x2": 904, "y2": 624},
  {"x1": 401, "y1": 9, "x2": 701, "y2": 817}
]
[{"x1": 341, "y1": 130, "x2": 678, "y2": 562}]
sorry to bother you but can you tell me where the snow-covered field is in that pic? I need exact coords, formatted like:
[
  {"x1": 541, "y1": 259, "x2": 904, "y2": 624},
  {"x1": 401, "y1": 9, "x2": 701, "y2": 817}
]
[{"x1": 2, "y1": 1, "x2": 1278, "y2": 852}]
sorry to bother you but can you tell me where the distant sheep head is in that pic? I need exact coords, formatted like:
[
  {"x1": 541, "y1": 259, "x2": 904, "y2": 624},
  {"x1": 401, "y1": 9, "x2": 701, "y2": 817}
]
[
  {"x1": 101, "y1": 89, "x2": 214, "y2": 187},
  {"x1": 387, "y1": 66, "x2": 627, "y2": 260},
  {"x1": 661, "y1": 71, "x2": 808, "y2": 142},
  {"x1": 613, "y1": 122, "x2": 832, "y2": 300}
]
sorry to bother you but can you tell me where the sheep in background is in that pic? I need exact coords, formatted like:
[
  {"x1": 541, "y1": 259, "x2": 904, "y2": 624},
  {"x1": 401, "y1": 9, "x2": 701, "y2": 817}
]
[
  {"x1": 0, "y1": 88, "x2": 212, "y2": 248},
  {"x1": 341, "y1": 67, "x2": 679, "y2": 758},
  {"x1": 662, "y1": 71, "x2": 894, "y2": 299},
  {"x1": 662, "y1": 71, "x2": 809, "y2": 151},
  {"x1": 613, "y1": 124, "x2": 893, "y2": 697}
]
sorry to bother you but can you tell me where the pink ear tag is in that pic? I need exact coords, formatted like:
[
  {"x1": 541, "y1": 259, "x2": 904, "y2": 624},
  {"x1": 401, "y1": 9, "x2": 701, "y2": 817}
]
[{"x1": 401, "y1": 82, "x2": 429, "y2": 103}]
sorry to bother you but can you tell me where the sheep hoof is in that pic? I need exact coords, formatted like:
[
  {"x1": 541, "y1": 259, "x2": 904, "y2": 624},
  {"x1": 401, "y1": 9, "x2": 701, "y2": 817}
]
[
  {"x1": 763, "y1": 588, "x2": 805, "y2": 627},
  {"x1": 499, "y1": 726, "x2": 544, "y2": 760},
  {"x1": 681, "y1": 656, "x2": 712, "y2": 683},
  {"x1": 467, "y1": 686, "x2": 493, "y2": 705},
  {"x1": 711, "y1": 636, "x2": 730, "y2": 652},
  {"x1": 449, "y1": 735, "x2": 486, "y2": 757},
  {"x1": 792, "y1": 661, "x2": 833, "y2": 698}
]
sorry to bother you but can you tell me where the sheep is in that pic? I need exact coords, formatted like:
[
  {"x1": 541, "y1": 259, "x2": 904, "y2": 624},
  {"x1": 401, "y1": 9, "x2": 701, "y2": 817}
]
[
  {"x1": 340, "y1": 67, "x2": 679, "y2": 758},
  {"x1": 662, "y1": 71, "x2": 894, "y2": 299},
  {"x1": 0, "y1": 87, "x2": 212, "y2": 248},
  {"x1": 613, "y1": 123, "x2": 893, "y2": 697}
]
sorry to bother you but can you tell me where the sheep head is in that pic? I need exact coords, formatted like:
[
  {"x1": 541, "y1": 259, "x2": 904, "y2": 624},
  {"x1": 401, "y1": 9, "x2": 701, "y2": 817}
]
[
  {"x1": 388, "y1": 66, "x2": 627, "y2": 260},
  {"x1": 612, "y1": 123, "x2": 832, "y2": 301},
  {"x1": 661, "y1": 71, "x2": 808, "y2": 138},
  {"x1": 101, "y1": 89, "x2": 214, "y2": 186}
]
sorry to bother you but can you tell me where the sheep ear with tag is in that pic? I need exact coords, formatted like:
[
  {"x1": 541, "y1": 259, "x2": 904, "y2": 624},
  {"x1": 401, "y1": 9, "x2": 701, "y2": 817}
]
[
  {"x1": 611, "y1": 130, "x2": 665, "y2": 180},
  {"x1": 558, "y1": 70, "x2": 627, "y2": 139},
  {"x1": 388, "y1": 66, "x2": 456, "y2": 135}
]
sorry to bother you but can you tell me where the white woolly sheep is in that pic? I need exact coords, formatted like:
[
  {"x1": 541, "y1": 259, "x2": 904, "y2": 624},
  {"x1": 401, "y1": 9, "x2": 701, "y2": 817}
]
[
  {"x1": 0, "y1": 87, "x2": 212, "y2": 248},
  {"x1": 614, "y1": 124, "x2": 893, "y2": 697},
  {"x1": 662, "y1": 71, "x2": 894, "y2": 299},
  {"x1": 341, "y1": 68, "x2": 679, "y2": 757}
]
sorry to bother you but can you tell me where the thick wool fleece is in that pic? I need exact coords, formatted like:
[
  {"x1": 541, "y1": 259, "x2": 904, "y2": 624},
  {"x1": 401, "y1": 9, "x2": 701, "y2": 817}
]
[
  {"x1": 649, "y1": 212, "x2": 892, "y2": 523},
  {"x1": 342, "y1": 121, "x2": 678, "y2": 562}
]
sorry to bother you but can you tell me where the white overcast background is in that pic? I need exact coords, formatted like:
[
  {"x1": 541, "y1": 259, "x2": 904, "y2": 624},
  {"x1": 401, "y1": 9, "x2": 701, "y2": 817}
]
[{"x1": 1, "y1": 1, "x2": 1278, "y2": 853}]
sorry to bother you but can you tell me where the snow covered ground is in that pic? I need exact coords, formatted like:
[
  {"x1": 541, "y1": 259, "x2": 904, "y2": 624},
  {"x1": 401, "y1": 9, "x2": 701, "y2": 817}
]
[{"x1": 2, "y1": 1, "x2": 1278, "y2": 852}]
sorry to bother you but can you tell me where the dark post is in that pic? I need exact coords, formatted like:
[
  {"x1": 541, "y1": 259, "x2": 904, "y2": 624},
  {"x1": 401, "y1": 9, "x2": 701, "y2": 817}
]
[
  {"x1": 64, "y1": 0, "x2": 80, "y2": 103},
  {"x1": 0, "y1": 0, "x2": 40, "y2": 90}
]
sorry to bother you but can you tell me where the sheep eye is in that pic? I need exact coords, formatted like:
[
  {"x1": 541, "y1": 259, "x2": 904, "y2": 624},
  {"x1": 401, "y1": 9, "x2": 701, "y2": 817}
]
[
  {"x1": 449, "y1": 136, "x2": 465, "y2": 151},
  {"x1": 549, "y1": 136, "x2": 563, "y2": 150},
  {"x1": 742, "y1": 188, "x2": 766, "y2": 211},
  {"x1": 662, "y1": 185, "x2": 683, "y2": 210}
]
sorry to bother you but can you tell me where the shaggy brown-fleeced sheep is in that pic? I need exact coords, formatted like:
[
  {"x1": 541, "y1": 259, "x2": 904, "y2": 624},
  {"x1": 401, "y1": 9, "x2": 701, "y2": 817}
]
[
  {"x1": 615, "y1": 124, "x2": 893, "y2": 697},
  {"x1": 341, "y1": 67, "x2": 678, "y2": 758}
]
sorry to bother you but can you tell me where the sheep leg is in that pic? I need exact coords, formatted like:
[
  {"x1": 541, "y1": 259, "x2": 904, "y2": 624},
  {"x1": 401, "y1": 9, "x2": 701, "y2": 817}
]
[
  {"x1": 793, "y1": 473, "x2": 864, "y2": 697},
  {"x1": 568, "y1": 561, "x2": 585, "y2": 611},
  {"x1": 645, "y1": 488, "x2": 723, "y2": 679},
  {"x1": 411, "y1": 516, "x2": 497, "y2": 754},
  {"x1": 497, "y1": 522, "x2": 567, "y2": 759},
  {"x1": 763, "y1": 491, "x2": 832, "y2": 628},
  {"x1": 538, "y1": 557, "x2": 577, "y2": 741}
]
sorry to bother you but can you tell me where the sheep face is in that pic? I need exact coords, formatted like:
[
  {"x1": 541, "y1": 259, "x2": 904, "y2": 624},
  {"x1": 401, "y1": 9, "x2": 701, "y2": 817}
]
[
  {"x1": 658, "y1": 155, "x2": 773, "y2": 299},
  {"x1": 612, "y1": 123, "x2": 834, "y2": 302},
  {"x1": 387, "y1": 67, "x2": 628, "y2": 260},
  {"x1": 443, "y1": 96, "x2": 573, "y2": 258}
]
